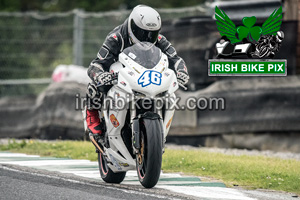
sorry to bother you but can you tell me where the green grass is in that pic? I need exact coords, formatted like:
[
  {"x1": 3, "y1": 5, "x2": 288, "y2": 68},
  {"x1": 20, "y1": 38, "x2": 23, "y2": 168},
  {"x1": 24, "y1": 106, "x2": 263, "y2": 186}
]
[
  {"x1": 1, "y1": 139, "x2": 300, "y2": 194},
  {"x1": 163, "y1": 149, "x2": 300, "y2": 194},
  {"x1": 0, "y1": 139, "x2": 98, "y2": 161}
]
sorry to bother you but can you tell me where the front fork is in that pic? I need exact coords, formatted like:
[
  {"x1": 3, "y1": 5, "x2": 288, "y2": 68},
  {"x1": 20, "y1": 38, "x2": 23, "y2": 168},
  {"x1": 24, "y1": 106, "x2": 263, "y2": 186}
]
[
  {"x1": 130, "y1": 101, "x2": 164, "y2": 155},
  {"x1": 130, "y1": 102, "x2": 139, "y2": 154}
]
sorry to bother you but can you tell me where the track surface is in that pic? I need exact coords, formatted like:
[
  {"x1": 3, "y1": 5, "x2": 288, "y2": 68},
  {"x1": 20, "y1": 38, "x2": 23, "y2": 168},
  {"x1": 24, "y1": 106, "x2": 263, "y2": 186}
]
[
  {"x1": 0, "y1": 152, "x2": 298, "y2": 200},
  {"x1": 0, "y1": 166, "x2": 171, "y2": 200}
]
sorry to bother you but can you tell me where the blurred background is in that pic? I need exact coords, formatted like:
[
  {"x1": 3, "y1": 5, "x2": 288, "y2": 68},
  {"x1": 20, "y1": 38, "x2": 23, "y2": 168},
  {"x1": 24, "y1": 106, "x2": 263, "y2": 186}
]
[{"x1": 0, "y1": 0, "x2": 299, "y2": 152}]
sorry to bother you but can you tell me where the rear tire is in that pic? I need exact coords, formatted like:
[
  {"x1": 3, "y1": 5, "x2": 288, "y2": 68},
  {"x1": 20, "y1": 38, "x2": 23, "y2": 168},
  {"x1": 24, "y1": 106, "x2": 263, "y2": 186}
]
[
  {"x1": 136, "y1": 119, "x2": 163, "y2": 188},
  {"x1": 98, "y1": 152, "x2": 126, "y2": 183}
]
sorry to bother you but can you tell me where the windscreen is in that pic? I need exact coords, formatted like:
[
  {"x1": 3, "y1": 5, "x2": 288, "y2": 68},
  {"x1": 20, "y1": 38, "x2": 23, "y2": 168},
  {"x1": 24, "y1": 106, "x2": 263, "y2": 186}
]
[{"x1": 123, "y1": 42, "x2": 162, "y2": 69}]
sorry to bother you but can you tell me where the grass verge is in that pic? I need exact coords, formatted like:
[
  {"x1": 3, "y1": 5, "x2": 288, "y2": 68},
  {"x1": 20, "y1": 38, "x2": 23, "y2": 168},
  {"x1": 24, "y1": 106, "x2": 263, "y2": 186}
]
[{"x1": 1, "y1": 139, "x2": 300, "y2": 194}]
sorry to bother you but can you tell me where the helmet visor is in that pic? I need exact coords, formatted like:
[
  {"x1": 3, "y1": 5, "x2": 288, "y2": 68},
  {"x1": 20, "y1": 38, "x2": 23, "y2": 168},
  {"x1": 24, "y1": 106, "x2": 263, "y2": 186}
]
[{"x1": 131, "y1": 19, "x2": 160, "y2": 43}]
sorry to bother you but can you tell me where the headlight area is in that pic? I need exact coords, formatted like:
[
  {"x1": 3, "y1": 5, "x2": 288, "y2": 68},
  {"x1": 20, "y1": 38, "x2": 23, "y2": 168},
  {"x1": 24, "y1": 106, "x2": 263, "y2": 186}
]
[
  {"x1": 132, "y1": 90, "x2": 169, "y2": 112},
  {"x1": 132, "y1": 90, "x2": 146, "y2": 98},
  {"x1": 132, "y1": 90, "x2": 169, "y2": 99},
  {"x1": 155, "y1": 91, "x2": 168, "y2": 98}
]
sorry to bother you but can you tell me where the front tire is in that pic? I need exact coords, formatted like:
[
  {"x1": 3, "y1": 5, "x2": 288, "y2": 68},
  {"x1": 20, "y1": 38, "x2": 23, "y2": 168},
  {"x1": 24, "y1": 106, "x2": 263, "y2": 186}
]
[
  {"x1": 98, "y1": 152, "x2": 126, "y2": 183},
  {"x1": 136, "y1": 119, "x2": 163, "y2": 188}
]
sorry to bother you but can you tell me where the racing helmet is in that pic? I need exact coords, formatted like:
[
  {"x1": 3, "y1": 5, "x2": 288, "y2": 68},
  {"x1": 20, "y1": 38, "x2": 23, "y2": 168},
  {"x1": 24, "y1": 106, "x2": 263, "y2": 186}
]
[{"x1": 128, "y1": 5, "x2": 161, "y2": 44}]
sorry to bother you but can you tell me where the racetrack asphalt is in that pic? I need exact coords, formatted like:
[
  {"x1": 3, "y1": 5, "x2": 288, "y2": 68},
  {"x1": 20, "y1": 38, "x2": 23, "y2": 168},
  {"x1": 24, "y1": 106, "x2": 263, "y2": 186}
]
[{"x1": 0, "y1": 165, "x2": 177, "y2": 200}]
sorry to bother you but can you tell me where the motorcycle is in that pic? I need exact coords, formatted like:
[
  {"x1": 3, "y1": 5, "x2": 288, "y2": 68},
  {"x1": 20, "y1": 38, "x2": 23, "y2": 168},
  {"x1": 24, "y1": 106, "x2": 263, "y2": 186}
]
[{"x1": 87, "y1": 42, "x2": 184, "y2": 188}]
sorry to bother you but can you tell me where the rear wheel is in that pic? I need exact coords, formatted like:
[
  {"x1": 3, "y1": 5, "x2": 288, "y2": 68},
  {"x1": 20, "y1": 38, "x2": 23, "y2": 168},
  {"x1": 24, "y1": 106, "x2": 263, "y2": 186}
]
[
  {"x1": 98, "y1": 152, "x2": 126, "y2": 183},
  {"x1": 136, "y1": 119, "x2": 163, "y2": 188}
]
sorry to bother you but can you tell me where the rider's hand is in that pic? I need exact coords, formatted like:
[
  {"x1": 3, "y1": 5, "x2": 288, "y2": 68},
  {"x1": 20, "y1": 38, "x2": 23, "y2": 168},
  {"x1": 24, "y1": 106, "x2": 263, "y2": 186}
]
[
  {"x1": 96, "y1": 72, "x2": 114, "y2": 86},
  {"x1": 176, "y1": 69, "x2": 189, "y2": 86}
]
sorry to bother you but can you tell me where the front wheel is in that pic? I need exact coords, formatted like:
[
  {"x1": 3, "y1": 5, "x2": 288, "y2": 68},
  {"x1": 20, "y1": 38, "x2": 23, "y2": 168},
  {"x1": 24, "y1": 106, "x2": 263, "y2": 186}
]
[
  {"x1": 98, "y1": 152, "x2": 126, "y2": 183},
  {"x1": 136, "y1": 119, "x2": 163, "y2": 188}
]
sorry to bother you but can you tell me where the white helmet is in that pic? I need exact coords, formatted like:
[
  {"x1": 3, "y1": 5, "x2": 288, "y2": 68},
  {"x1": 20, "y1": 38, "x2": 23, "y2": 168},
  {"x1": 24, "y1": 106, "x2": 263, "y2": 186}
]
[{"x1": 128, "y1": 5, "x2": 161, "y2": 44}]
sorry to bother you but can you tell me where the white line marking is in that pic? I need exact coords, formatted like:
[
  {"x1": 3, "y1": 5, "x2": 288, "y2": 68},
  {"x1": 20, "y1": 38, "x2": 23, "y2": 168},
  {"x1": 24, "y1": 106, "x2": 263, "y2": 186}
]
[
  {"x1": 60, "y1": 170, "x2": 99, "y2": 174},
  {"x1": 0, "y1": 160, "x2": 98, "y2": 166},
  {"x1": 157, "y1": 186, "x2": 256, "y2": 200},
  {"x1": 0, "y1": 153, "x2": 40, "y2": 157}
]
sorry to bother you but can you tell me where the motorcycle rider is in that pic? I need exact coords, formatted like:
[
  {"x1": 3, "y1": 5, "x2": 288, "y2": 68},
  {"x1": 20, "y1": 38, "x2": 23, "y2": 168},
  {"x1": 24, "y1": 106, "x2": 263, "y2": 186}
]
[{"x1": 86, "y1": 5, "x2": 189, "y2": 136}]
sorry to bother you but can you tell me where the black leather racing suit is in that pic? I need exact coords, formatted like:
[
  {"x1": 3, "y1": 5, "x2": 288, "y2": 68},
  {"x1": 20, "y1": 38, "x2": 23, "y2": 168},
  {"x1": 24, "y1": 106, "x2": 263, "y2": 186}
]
[{"x1": 87, "y1": 19, "x2": 187, "y2": 83}]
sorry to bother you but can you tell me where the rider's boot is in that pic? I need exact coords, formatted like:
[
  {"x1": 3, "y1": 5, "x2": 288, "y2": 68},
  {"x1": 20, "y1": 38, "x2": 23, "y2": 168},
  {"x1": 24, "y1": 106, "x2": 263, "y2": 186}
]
[
  {"x1": 86, "y1": 84, "x2": 108, "y2": 149},
  {"x1": 86, "y1": 108, "x2": 108, "y2": 150},
  {"x1": 86, "y1": 109, "x2": 103, "y2": 136}
]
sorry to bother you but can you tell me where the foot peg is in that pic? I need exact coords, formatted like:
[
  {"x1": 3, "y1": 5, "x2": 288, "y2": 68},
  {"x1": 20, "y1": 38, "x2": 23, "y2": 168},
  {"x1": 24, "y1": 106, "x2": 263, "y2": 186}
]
[{"x1": 89, "y1": 134, "x2": 105, "y2": 155}]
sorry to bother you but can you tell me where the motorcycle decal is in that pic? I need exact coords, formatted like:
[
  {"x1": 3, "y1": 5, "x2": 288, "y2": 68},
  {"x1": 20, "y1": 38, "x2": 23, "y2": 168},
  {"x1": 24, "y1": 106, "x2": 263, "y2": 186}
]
[
  {"x1": 110, "y1": 114, "x2": 120, "y2": 128},
  {"x1": 160, "y1": 67, "x2": 165, "y2": 73},
  {"x1": 128, "y1": 71, "x2": 135, "y2": 76},
  {"x1": 109, "y1": 154, "x2": 122, "y2": 170},
  {"x1": 166, "y1": 116, "x2": 173, "y2": 129},
  {"x1": 128, "y1": 52, "x2": 136, "y2": 60},
  {"x1": 119, "y1": 162, "x2": 129, "y2": 167},
  {"x1": 132, "y1": 67, "x2": 140, "y2": 74},
  {"x1": 173, "y1": 82, "x2": 177, "y2": 87},
  {"x1": 138, "y1": 70, "x2": 162, "y2": 87},
  {"x1": 114, "y1": 92, "x2": 120, "y2": 97},
  {"x1": 120, "y1": 81, "x2": 126, "y2": 86}
]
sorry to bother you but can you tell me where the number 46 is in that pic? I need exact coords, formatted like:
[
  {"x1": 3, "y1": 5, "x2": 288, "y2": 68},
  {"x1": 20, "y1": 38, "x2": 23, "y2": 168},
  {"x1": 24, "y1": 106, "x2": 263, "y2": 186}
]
[{"x1": 138, "y1": 70, "x2": 162, "y2": 87}]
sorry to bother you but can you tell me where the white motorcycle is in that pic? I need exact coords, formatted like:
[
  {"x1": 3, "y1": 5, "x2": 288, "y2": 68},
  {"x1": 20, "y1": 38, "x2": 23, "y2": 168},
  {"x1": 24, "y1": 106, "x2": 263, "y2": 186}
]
[{"x1": 88, "y1": 42, "x2": 183, "y2": 188}]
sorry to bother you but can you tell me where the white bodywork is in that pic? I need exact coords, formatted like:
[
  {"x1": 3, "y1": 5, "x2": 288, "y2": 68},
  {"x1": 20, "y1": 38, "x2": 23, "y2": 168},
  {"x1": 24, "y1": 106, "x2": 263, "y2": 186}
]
[{"x1": 102, "y1": 50, "x2": 179, "y2": 172}]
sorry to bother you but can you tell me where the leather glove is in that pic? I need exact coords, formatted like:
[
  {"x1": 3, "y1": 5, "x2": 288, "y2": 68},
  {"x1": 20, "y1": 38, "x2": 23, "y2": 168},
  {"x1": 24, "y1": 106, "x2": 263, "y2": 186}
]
[
  {"x1": 176, "y1": 69, "x2": 189, "y2": 86},
  {"x1": 96, "y1": 72, "x2": 114, "y2": 86}
]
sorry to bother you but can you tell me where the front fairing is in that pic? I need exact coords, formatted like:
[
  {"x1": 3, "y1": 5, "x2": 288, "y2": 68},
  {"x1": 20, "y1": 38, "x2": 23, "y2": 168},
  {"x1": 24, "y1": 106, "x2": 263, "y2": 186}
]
[{"x1": 110, "y1": 44, "x2": 179, "y2": 98}]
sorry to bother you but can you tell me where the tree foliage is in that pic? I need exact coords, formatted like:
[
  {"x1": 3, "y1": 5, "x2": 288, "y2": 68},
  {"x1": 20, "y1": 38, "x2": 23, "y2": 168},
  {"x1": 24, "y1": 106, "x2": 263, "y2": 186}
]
[{"x1": 0, "y1": 0, "x2": 204, "y2": 12}]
